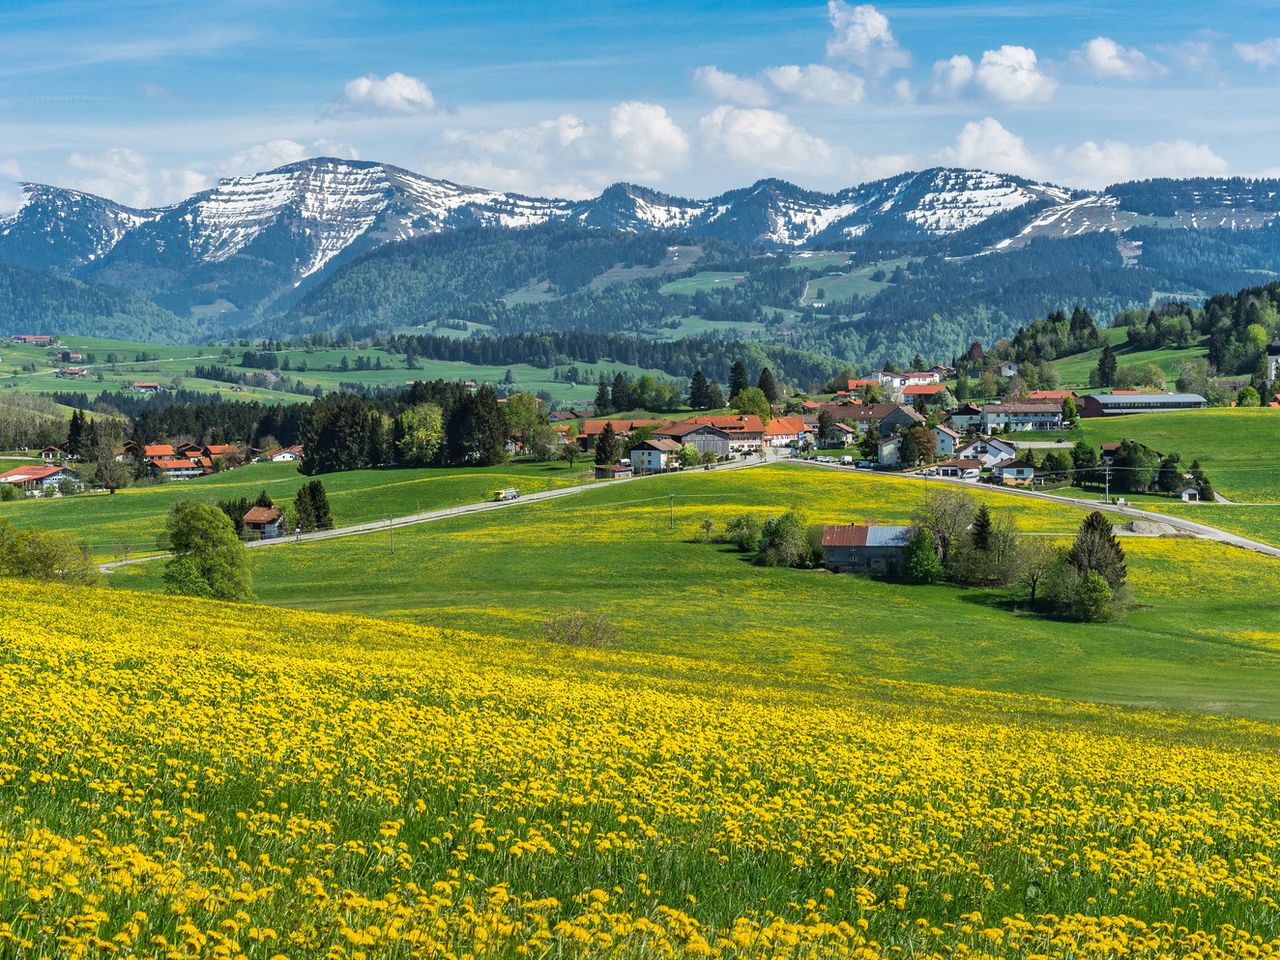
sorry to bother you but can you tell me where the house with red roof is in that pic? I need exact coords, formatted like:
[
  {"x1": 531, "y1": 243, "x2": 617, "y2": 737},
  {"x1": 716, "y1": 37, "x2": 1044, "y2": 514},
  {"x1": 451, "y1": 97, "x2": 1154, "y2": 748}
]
[
  {"x1": 0, "y1": 464, "x2": 80, "y2": 495},
  {"x1": 244, "y1": 505, "x2": 283, "y2": 539}
]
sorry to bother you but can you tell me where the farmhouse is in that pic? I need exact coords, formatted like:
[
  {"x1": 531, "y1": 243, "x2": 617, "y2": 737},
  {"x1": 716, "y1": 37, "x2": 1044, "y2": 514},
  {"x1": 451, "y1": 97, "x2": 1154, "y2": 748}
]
[
  {"x1": 763, "y1": 416, "x2": 813, "y2": 448},
  {"x1": 820, "y1": 523, "x2": 915, "y2": 576},
  {"x1": 131, "y1": 382, "x2": 161, "y2": 394},
  {"x1": 653, "y1": 421, "x2": 733, "y2": 458},
  {"x1": 998, "y1": 360, "x2": 1019, "y2": 377},
  {"x1": 902, "y1": 383, "x2": 948, "y2": 402},
  {"x1": 244, "y1": 505, "x2": 283, "y2": 540},
  {"x1": 260, "y1": 444, "x2": 305, "y2": 462},
  {"x1": 40, "y1": 445, "x2": 64, "y2": 461},
  {"x1": 877, "y1": 435, "x2": 902, "y2": 466},
  {"x1": 1078, "y1": 392, "x2": 1208, "y2": 417},
  {"x1": 150, "y1": 458, "x2": 207, "y2": 480},
  {"x1": 10, "y1": 334, "x2": 53, "y2": 345},
  {"x1": 578, "y1": 419, "x2": 664, "y2": 450},
  {"x1": 980, "y1": 402, "x2": 1063, "y2": 432},
  {"x1": 629, "y1": 438, "x2": 682, "y2": 474},
  {"x1": 684, "y1": 415, "x2": 765, "y2": 452},
  {"x1": 0, "y1": 464, "x2": 79, "y2": 494}
]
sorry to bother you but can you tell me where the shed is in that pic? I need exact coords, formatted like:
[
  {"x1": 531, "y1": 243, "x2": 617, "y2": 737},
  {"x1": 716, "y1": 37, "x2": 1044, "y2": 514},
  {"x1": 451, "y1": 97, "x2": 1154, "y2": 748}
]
[{"x1": 820, "y1": 524, "x2": 915, "y2": 576}]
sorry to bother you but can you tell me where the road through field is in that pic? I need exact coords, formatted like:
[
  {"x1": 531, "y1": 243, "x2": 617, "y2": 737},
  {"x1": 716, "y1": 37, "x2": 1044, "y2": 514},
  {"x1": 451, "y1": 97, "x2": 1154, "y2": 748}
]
[{"x1": 100, "y1": 455, "x2": 771, "y2": 571}]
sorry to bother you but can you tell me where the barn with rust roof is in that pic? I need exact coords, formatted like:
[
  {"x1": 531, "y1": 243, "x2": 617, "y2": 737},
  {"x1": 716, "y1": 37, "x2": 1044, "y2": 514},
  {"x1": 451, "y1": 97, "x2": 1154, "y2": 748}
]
[{"x1": 820, "y1": 523, "x2": 915, "y2": 576}]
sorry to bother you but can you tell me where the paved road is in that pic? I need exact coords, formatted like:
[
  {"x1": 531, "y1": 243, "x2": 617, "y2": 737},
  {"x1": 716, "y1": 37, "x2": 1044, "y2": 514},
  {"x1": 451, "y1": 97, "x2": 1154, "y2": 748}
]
[
  {"x1": 99, "y1": 455, "x2": 772, "y2": 572},
  {"x1": 791, "y1": 460, "x2": 1280, "y2": 561}
]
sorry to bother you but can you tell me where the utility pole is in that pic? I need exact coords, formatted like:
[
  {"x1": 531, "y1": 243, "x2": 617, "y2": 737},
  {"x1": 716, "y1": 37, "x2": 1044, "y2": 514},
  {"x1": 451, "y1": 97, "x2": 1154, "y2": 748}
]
[{"x1": 1104, "y1": 464, "x2": 1112, "y2": 504}]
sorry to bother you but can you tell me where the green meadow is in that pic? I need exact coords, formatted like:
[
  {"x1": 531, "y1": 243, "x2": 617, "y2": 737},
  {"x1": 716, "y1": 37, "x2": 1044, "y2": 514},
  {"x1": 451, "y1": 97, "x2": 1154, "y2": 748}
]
[
  {"x1": 1051, "y1": 326, "x2": 1209, "y2": 387},
  {"x1": 111, "y1": 463, "x2": 1280, "y2": 720},
  {"x1": 0, "y1": 458, "x2": 590, "y2": 557}
]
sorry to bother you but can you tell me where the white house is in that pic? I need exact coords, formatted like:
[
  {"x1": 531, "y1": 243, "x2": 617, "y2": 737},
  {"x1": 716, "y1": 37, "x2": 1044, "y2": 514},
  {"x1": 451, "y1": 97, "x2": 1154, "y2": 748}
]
[
  {"x1": 955, "y1": 436, "x2": 1018, "y2": 468},
  {"x1": 877, "y1": 435, "x2": 902, "y2": 466},
  {"x1": 933, "y1": 424, "x2": 960, "y2": 458},
  {"x1": 630, "y1": 438, "x2": 682, "y2": 475},
  {"x1": 0, "y1": 464, "x2": 80, "y2": 494},
  {"x1": 998, "y1": 360, "x2": 1019, "y2": 378},
  {"x1": 980, "y1": 402, "x2": 1063, "y2": 433},
  {"x1": 946, "y1": 404, "x2": 984, "y2": 432}
]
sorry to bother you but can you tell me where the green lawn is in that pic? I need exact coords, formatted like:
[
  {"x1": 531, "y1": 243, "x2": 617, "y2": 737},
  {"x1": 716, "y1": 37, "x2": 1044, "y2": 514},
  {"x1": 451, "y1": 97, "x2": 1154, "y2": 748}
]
[
  {"x1": 0, "y1": 458, "x2": 592, "y2": 558},
  {"x1": 657, "y1": 271, "x2": 744, "y2": 295},
  {"x1": 111, "y1": 463, "x2": 1280, "y2": 719},
  {"x1": 801, "y1": 259, "x2": 905, "y2": 303},
  {"x1": 1051, "y1": 328, "x2": 1209, "y2": 387},
  {"x1": 1080, "y1": 407, "x2": 1280, "y2": 502}
]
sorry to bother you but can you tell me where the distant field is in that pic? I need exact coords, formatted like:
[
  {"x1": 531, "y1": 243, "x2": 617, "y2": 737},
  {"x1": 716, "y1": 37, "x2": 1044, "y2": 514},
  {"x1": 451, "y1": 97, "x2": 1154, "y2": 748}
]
[
  {"x1": 801, "y1": 259, "x2": 904, "y2": 303},
  {"x1": 0, "y1": 336, "x2": 679, "y2": 406},
  {"x1": 1052, "y1": 327, "x2": 1208, "y2": 386},
  {"x1": 657, "y1": 271, "x2": 744, "y2": 295},
  {"x1": 1081, "y1": 407, "x2": 1280, "y2": 502},
  {"x1": 113, "y1": 463, "x2": 1280, "y2": 718},
  {"x1": 1, "y1": 458, "x2": 590, "y2": 557}
]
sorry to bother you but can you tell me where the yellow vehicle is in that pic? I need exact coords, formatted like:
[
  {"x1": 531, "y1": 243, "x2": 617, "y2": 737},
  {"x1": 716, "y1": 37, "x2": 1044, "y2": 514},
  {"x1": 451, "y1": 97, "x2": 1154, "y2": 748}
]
[{"x1": 493, "y1": 487, "x2": 520, "y2": 501}]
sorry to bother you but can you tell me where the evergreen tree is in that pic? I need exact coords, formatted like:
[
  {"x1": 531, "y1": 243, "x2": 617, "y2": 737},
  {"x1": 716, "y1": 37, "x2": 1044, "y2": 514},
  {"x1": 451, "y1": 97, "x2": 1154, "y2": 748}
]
[
  {"x1": 253, "y1": 490, "x2": 274, "y2": 508},
  {"x1": 972, "y1": 505, "x2": 993, "y2": 552},
  {"x1": 704, "y1": 379, "x2": 725, "y2": 409},
  {"x1": 954, "y1": 372, "x2": 970, "y2": 401},
  {"x1": 595, "y1": 422, "x2": 621, "y2": 465},
  {"x1": 1097, "y1": 343, "x2": 1118, "y2": 387},
  {"x1": 1067, "y1": 511, "x2": 1127, "y2": 590},
  {"x1": 593, "y1": 378, "x2": 611, "y2": 413},
  {"x1": 65, "y1": 409, "x2": 88, "y2": 459},
  {"x1": 728, "y1": 360, "x2": 750, "y2": 400},
  {"x1": 817, "y1": 409, "x2": 835, "y2": 446},
  {"x1": 611, "y1": 373, "x2": 633, "y2": 412},
  {"x1": 757, "y1": 367, "x2": 781, "y2": 403},
  {"x1": 688, "y1": 369, "x2": 711, "y2": 409}
]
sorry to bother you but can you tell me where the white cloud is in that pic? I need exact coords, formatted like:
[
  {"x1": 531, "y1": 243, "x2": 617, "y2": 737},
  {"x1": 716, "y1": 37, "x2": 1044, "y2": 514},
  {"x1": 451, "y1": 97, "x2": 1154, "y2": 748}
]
[
  {"x1": 699, "y1": 106, "x2": 837, "y2": 174},
  {"x1": 825, "y1": 2, "x2": 910, "y2": 74},
  {"x1": 0, "y1": 159, "x2": 21, "y2": 217},
  {"x1": 221, "y1": 139, "x2": 362, "y2": 177},
  {"x1": 932, "y1": 46, "x2": 1056, "y2": 103},
  {"x1": 893, "y1": 77, "x2": 917, "y2": 103},
  {"x1": 1071, "y1": 37, "x2": 1163, "y2": 79},
  {"x1": 607, "y1": 101, "x2": 690, "y2": 180},
  {"x1": 693, "y1": 66, "x2": 770, "y2": 106},
  {"x1": 66, "y1": 148, "x2": 208, "y2": 207},
  {"x1": 1065, "y1": 138, "x2": 1229, "y2": 185},
  {"x1": 763, "y1": 64, "x2": 865, "y2": 106},
  {"x1": 330, "y1": 71, "x2": 437, "y2": 116},
  {"x1": 1235, "y1": 38, "x2": 1280, "y2": 67},
  {"x1": 938, "y1": 118, "x2": 1047, "y2": 178},
  {"x1": 436, "y1": 102, "x2": 688, "y2": 198}
]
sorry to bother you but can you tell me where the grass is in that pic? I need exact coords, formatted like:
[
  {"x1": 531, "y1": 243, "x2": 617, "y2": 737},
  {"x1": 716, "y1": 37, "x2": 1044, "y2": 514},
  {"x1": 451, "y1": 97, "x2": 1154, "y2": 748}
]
[
  {"x1": 112, "y1": 463, "x2": 1280, "y2": 720},
  {"x1": 1050, "y1": 327, "x2": 1208, "y2": 387},
  {"x1": 0, "y1": 458, "x2": 591, "y2": 557},
  {"x1": 658, "y1": 271, "x2": 744, "y2": 295},
  {"x1": 1080, "y1": 407, "x2": 1280, "y2": 503},
  {"x1": 9, "y1": 578, "x2": 1280, "y2": 956},
  {"x1": 800, "y1": 259, "x2": 905, "y2": 303}
]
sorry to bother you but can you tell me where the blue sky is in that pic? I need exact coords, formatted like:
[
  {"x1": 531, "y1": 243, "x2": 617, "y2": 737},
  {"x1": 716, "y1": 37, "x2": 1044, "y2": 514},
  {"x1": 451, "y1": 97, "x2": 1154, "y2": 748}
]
[{"x1": 2, "y1": 0, "x2": 1279, "y2": 210}]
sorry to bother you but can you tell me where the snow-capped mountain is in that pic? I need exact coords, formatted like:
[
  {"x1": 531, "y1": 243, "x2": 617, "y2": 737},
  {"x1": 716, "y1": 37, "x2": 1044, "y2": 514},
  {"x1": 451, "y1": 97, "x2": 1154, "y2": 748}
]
[{"x1": 3, "y1": 156, "x2": 1280, "y2": 325}]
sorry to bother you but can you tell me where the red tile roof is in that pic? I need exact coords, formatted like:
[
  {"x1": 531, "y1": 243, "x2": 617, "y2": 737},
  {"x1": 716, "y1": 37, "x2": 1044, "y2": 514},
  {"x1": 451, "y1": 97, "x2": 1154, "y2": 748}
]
[
  {"x1": 0, "y1": 465, "x2": 66, "y2": 483},
  {"x1": 902, "y1": 384, "x2": 947, "y2": 396},
  {"x1": 1027, "y1": 390, "x2": 1077, "y2": 400},
  {"x1": 763, "y1": 416, "x2": 810, "y2": 437},
  {"x1": 244, "y1": 506, "x2": 281, "y2": 525}
]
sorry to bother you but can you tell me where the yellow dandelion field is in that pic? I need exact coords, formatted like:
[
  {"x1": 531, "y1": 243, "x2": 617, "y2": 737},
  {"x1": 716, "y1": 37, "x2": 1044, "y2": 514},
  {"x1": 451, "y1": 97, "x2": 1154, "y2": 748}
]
[{"x1": 3, "y1": 577, "x2": 1280, "y2": 959}]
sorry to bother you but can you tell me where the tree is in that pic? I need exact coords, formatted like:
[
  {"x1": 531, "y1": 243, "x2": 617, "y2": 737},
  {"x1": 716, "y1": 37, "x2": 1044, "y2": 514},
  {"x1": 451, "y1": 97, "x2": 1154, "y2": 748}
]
[
  {"x1": 1155, "y1": 453, "x2": 1183, "y2": 494},
  {"x1": 954, "y1": 371, "x2": 971, "y2": 401},
  {"x1": 501, "y1": 393, "x2": 546, "y2": 440},
  {"x1": 1237, "y1": 385, "x2": 1261, "y2": 407},
  {"x1": 912, "y1": 489, "x2": 977, "y2": 565},
  {"x1": 293, "y1": 480, "x2": 333, "y2": 533},
  {"x1": 162, "y1": 502, "x2": 253, "y2": 601},
  {"x1": 0, "y1": 519, "x2": 99, "y2": 585},
  {"x1": 91, "y1": 456, "x2": 132, "y2": 494},
  {"x1": 610, "y1": 373, "x2": 633, "y2": 412},
  {"x1": 899, "y1": 428, "x2": 919, "y2": 466},
  {"x1": 1067, "y1": 511, "x2": 1126, "y2": 590},
  {"x1": 1061, "y1": 396, "x2": 1078, "y2": 423},
  {"x1": 1096, "y1": 343, "x2": 1117, "y2": 388},
  {"x1": 302, "y1": 394, "x2": 377, "y2": 475},
  {"x1": 1017, "y1": 537, "x2": 1058, "y2": 606},
  {"x1": 905, "y1": 529, "x2": 944, "y2": 583},
  {"x1": 446, "y1": 386, "x2": 507, "y2": 466},
  {"x1": 704, "y1": 378, "x2": 726, "y2": 410},
  {"x1": 525, "y1": 422, "x2": 560, "y2": 461},
  {"x1": 732, "y1": 387, "x2": 771, "y2": 424},
  {"x1": 595, "y1": 422, "x2": 621, "y2": 466},
  {"x1": 593, "y1": 378, "x2": 611, "y2": 413},
  {"x1": 857, "y1": 426, "x2": 880, "y2": 461},
  {"x1": 725, "y1": 514, "x2": 762, "y2": 552},
  {"x1": 688, "y1": 370, "x2": 712, "y2": 409},
  {"x1": 757, "y1": 367, "x2": 781, "y2": 403},
  {"x1": 728, "y1": 360, "x2": 750, "y2": 400},
  {"x1": 1112, "y1": 440, "x2": 1159, "y2": 493},
  {"x1": 971, "y1": 505, "x2": 993, "y2": 552},
  {"x1": 1074, "y1": 570, "x2": 1115, "y2": 622},
  {"x1": 817, "y1": 409, "x2": 835, "y2": 446},
  {"x1": 756, "y1": 509, "x2": 810, "y2": 568},
  {"x1": 394, "y1": 403, "x2": 444, "y2": 466},
  {"x1": 1189, "y1": 459, "x2": 1214, "y2": 501},
  {"x1": 907, "y1": 424, "x2": 936, "y2": 463},
  {"x1": 560, "y1": 443, "x2": 579, "y2": 467}
]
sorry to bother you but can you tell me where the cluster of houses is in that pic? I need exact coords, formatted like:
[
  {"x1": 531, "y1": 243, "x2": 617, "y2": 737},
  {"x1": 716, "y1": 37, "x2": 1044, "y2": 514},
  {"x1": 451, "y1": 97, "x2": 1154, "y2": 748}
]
[
  {"x1": 578, "y1": 414, "x2": 815, "y2": 476},
  {"x1": 131, "y1": 441, "x2": 304, "y2": 479}
]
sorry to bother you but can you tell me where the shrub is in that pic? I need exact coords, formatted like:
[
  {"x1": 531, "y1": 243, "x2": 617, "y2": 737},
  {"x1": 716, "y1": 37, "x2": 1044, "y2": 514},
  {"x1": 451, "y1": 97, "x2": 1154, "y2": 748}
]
[
  {"x1": 1074, "y1": 571, "x2": 1115, "y2": 622},
  {"x1": 756, "y1": 509, "x2": 811, "y2": 568},
  {"x1": 543, "y1": 611, "x2": 616, "y2": 648},
  {"x1": 724, "y1": 514, "x2": 762, "y2": 553},
  {"x1": 906, "y1": 529, "x2": 944, "y2": 583}
]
